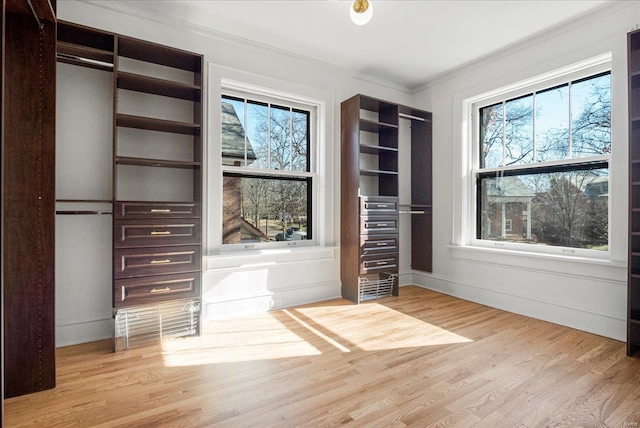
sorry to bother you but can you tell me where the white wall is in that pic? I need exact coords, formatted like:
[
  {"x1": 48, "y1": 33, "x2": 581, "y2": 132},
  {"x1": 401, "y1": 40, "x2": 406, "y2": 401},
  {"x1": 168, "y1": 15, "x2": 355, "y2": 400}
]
[
  {"x1": 56, "y1": 1, "x2": 640, "y2": 346},
  {"x1": 411, "y1": 2, "x2": 640, "y2": 341},
  {"x1": 56, "y1": 2, "x2": 415, "y2": 344}
]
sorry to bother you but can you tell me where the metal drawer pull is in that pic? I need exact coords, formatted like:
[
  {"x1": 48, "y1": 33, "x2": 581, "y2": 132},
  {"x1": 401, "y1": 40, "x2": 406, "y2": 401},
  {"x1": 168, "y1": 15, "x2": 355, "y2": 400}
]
[
  {"x1": 150, "y1": 287, "x2": 171, "y2": 293},
  {"x1": 150, "y1": 259, "x2": 171, "y2": 264},
  {"x1": 376, "y1": 223, "x2": 388, "y2": 227},
  {"x1": 376, "y1": 242, "x2": 388, "y2": 246},
  {"x1": 150, "y1": 231, "x2": 171, "y2": 235},
  {"x1": 376, "y1": 261, "x2": 388, "y2": 265},
  {"x1": 150, "y1": 209, "x2": 171, "y2": 213},
  {"x1": 377, "y1": 204, "x2": 388, "y2": 208}
]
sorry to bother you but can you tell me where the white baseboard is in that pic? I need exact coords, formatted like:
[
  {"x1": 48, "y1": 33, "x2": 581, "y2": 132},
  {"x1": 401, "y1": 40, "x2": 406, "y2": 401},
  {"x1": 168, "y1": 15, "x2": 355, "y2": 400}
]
[
  {"x1": 412, "y1": 271, "x2": 626, "y2": 342},
  {"x1": 56, "y1": 317, "x2": 113, "y2": 348}
]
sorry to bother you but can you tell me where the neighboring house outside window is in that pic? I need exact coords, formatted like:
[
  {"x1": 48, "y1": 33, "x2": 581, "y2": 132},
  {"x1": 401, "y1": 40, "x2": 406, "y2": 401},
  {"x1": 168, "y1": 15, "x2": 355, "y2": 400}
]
[
  {"x1": 473, "y1": 69, "x2": 611, "y2": 253},
  {"x1": 221, "y1": 93, "x2": 314, "y2": 247}
]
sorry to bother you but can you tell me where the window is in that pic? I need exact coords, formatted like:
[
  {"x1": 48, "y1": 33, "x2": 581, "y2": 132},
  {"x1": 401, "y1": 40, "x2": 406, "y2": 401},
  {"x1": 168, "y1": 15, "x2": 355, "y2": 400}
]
[
  {"x1": 474, "y1": 70, "x2": 611, "y2": 252},
  {"x1": 221, "y1": 92, "x2": 315, "y2": 247}
]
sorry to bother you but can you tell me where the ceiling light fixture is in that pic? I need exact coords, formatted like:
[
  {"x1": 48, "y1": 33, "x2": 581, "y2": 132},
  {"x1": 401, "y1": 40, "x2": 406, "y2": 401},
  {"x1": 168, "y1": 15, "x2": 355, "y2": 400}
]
[{"x1": 350, "y1": 0, "x2": 373, "y2": 26}]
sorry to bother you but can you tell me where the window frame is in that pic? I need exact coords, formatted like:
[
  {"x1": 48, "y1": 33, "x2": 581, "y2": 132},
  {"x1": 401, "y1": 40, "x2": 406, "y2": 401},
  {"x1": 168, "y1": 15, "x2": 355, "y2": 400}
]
[
  {"x1": 468, "y1": 59, "x2": 612, "y2": 259},
  {"x1": 220, "y1": 86, "x2": 319, "y2": 251}
]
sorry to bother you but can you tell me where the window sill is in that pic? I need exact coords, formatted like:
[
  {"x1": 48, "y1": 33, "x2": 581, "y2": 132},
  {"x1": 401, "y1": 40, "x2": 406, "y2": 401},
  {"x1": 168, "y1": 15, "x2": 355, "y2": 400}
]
[
  {"x1": 449, "y1": 244, "x2": 626, "y2": 283},
  {"x1": 205, "y1": 245, "x2": 337, "y2": 271}
]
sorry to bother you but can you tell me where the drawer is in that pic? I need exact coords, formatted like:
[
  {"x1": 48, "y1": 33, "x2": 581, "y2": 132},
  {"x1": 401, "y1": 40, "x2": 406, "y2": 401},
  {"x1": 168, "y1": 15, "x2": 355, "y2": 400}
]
[
  {"x1": 360, "y1": 216, "x2": 399, "y2": 235},
  {"x1": 113, "y1": 245, "x2": 201, "y2": 279},
  {"x1": 114, "y1": 272, "x2": 201, "y2": 308},
  {"x1": 114, "y1": 219, "x2": 200, "y2": 248},
  {"x1": 360, "y1": 234, "x2": 398, "y2": 255},
  {"x1": 114, "y1": 202, "x2": 201, "y2": 218},
  {"x1": 360, "y1": 253, "x2": 399, "y2": 275},
  {"x1": 360, "y1": 196, "x2": 398, "y2": 215}
]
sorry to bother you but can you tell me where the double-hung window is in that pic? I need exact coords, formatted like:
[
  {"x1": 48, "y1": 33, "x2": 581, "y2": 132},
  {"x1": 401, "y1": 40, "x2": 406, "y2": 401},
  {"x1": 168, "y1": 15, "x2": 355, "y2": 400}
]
[
  {"x1": 220, "y1": 91, "x2": 315, "y2": 248},
  {"x1": 473, "y1": 69, "x2": 611, "y2": 253}
]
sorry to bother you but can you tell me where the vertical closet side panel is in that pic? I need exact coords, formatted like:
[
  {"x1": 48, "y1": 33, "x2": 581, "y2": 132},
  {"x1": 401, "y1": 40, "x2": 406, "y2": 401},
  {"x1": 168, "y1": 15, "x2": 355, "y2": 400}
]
[
  {"x1": 3, "y1": 10, "x2": 56, "y2": 398},
  {"x1": 411, "y1": 118, "x2": 432, "y2": 273}
]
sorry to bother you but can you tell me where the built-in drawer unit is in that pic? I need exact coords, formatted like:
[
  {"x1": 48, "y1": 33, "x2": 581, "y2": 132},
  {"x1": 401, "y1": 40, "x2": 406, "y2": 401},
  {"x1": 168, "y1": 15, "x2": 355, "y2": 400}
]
[
  {"x1": 114, "y1": 271, "x2": 201, "y2": 307},
  {"x1": 360, "y1": 253, "x2": 399, "y2": 275},
  {"x1": 114, "y1": 218, "x2": 200, "y2": 248},
  {"x1": 114, "y1": 202, "x2": 201, "y2": 219},
  {"x1": 360, "y1": 196, "x2": 399, "y2": 215},
  {"x1": 113, "y1": 245, "x2": 201, "y2": 279},
  {"x1": 360, "y1": 234, "x2": 398, "y2": 255},
  {"x1": 360, "y1": 216, "x2": 399, "y2": 235}
]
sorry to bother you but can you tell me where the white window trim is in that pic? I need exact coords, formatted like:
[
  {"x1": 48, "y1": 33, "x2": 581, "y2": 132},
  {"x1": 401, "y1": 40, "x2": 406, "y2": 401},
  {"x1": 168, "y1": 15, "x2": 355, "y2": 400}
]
[
  {"x1": 459, "y1": 53, "x2": 613, "y2": 261},
  {"x1": 219, "y1": 78, "x2": 323, "y2": 252}
]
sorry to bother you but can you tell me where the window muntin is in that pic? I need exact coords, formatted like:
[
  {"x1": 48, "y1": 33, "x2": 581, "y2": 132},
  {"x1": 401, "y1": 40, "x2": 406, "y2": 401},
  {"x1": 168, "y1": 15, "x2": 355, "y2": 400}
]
[
  {"x1": 221, "y1": 93, "x2": 314, "y2": 247},
  {"x1": 475, "y1": 71, "x2": 610, "y2": 252}
]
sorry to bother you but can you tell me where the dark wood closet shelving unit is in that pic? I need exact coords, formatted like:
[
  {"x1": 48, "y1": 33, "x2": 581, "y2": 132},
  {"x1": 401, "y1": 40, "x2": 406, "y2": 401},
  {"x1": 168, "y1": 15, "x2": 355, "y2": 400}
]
[
  {"x1": 341, "y1": 94, "x2": 432, "y2": 304},
  {"x1": 56, "y1": 21, "x2": 204, "y2": 313},
  {"x1": 629, "y1": 28, "x2": 640, "y2": 357}
]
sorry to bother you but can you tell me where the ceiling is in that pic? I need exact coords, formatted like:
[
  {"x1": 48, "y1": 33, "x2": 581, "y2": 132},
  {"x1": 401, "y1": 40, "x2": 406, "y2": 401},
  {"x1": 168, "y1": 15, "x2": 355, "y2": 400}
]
[{"x1": 119, "y1": 0, "x2": 610, "y2": 89}]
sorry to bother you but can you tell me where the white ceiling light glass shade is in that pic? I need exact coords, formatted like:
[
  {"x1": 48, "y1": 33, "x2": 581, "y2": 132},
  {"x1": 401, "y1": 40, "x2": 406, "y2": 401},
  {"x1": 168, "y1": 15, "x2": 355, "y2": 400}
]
[{"x1": 350, "y1": 0, "x2": 373, "y2": 26}]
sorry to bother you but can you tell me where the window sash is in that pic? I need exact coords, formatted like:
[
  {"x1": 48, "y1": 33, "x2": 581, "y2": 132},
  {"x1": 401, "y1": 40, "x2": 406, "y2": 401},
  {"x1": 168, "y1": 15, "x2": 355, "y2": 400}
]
[
  {"x1": 477, "y1": 71, "x2": 610, "y2": 169},
  {"x1": 221, "y1": 93, "x2": 313, "y2": 174},
  {"x1": 475, "y1": 160, "x2": 609, "y2": 248},
  {"x1": 220, "y1": 89, "x2": 318, "y2": 249}
]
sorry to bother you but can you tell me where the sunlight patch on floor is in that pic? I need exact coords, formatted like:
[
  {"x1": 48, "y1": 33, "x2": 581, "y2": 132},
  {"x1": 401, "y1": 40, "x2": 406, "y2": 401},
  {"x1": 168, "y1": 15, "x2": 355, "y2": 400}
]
[
  {"x1": 161, "y1": 311, "x2": 321, "y2": 367},
  {"x1": 291, "y1": 303, "x2": 474, "y2": 351},
  {"x1": 161, "y1": 302, "x2": 472, "y2": 367}
]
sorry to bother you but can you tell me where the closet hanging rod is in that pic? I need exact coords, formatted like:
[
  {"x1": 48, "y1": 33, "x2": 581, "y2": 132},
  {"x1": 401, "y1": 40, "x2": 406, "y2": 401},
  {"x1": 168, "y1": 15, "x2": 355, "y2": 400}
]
[
  {"x1": 399, "y1": 112, "x2": 427, "y2": 122},
  {"x1": 56, "y1": 199, "x2": 113, "y2": 204},
  {"x1": 26, "y1": 0, "x2": 44, "y2": 29},
  {"x1": 56, "y1": 53, "x2": 114, "y2": 70},
  {"x1": 56, "y1": 210, "x2": 113, "y2": 215}
]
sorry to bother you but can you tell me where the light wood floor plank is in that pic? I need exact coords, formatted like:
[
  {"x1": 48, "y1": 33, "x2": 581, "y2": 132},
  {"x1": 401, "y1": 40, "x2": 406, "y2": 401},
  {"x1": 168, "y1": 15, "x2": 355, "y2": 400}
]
[{"x1": 4, "y1": 286, "x2": 640, "y2": 427}]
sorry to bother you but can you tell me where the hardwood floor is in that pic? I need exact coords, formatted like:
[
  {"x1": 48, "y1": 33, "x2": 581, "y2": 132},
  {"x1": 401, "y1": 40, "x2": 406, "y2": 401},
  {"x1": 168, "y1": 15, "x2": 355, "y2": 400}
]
[{"x1": 4, "y1": 286, "x2": 640, "y2": 427}]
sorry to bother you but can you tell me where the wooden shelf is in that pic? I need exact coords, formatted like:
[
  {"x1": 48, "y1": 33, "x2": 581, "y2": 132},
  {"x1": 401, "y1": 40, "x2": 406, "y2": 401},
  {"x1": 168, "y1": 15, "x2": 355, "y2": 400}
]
[
  {"x1": 116, "y1": 156, "x2": 200, "y2": 169},
  {"x1": 359, "y1": 144, "x2": 399, "y2": 155},
  {"x1": 116, "y1": 114, "x2": 200, "y2": 136},
  {"x1": 360, "y1": 118, "x2": 398, "y2": 133},
  {"x1": 117, "y1": 72, "x2": 201, "y2": 101},
  {"x1": 118, "y1": 36, "x2": 202, "y2": 72}
]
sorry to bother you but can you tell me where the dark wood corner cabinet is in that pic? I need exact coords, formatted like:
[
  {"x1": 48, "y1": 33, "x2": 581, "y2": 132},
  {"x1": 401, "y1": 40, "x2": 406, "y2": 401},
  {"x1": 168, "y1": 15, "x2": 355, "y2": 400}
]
[
  {"x1": 56, "y1": 21, "x2": 203, "y2": 344},
  {"x1": 3, "y1": 0, "x2": 57, "y2": 398},
  {"x1": 340, "y1": 94, "x2": 432, "y2": 304},
  {"x1": 628, "y1": 28, "x2": 640, "y2": 357}
]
